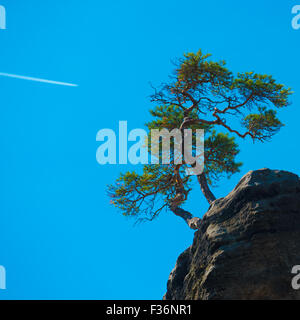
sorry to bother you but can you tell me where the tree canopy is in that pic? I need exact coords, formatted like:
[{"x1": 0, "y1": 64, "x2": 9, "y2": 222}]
[{"x1": 108, "y1": 50, "x2": 292, "y2": 229}]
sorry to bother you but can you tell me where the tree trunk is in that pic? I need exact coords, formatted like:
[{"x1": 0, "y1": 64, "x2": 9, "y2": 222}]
[
  {"x1": 197, "y1": 173, "x2": 216, "y2": 204},
  {"x1": 170, "y1": 206, "x2": 201, "y2": 230}
]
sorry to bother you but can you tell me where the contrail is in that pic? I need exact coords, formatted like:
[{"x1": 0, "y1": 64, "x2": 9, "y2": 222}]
[{"x1": 0, "y1": 72, "x2": 78, "y2": 87}]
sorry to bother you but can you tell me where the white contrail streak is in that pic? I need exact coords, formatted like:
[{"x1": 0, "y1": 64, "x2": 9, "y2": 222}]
[{"x1": 0, "y1": 72, "x2": 78, "y2": 87}]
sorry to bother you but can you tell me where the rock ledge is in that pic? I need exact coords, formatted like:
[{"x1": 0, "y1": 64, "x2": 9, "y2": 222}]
[{"x1": 164, "y1": 169, "x2": 300, "y2": 300}]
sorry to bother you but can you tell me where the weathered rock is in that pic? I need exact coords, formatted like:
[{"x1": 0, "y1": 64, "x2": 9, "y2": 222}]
[{"x1": 164, "y1": 169, "x2": 300, "y2": 300}]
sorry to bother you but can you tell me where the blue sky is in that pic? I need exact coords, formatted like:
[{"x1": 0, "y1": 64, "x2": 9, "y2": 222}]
[{"x1": 0, "y1": 0, "x2": 299, "y2": 299}]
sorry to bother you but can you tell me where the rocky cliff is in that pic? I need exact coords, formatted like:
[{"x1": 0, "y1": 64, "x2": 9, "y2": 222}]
[{"x1": 164, "y1": 168, "x2": 300, "y2": 300}]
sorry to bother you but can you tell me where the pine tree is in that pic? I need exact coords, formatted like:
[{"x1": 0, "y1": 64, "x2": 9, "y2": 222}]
[{"x1": 108, "y1": 50, "x2": 291, "y2": 229}]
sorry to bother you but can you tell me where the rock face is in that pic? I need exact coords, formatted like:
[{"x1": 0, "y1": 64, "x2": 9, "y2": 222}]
[{"x1": 164, "y1": 169, "x2": 300, "y2": 300}]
